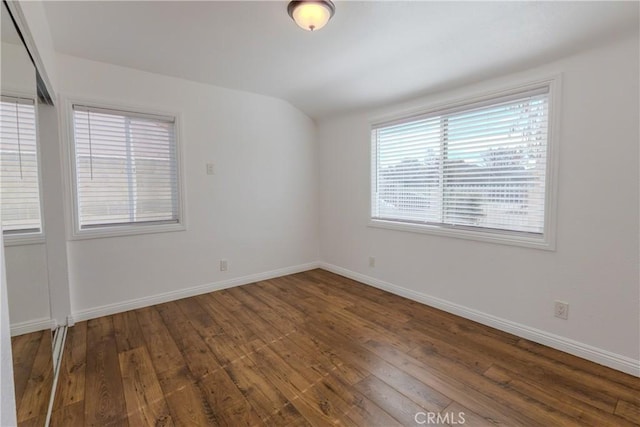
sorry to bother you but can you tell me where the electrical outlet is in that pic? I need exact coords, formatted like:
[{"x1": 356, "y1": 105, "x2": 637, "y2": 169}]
[
  {"x1": 206, "y1": 163, "x2": 215, "y2": 175},
  {"x1": 369, "y1": 256, "x2": 375, "y2": 268},
  {"x1": 220, "y1": 259, "x2": 228, "y2": 271},
  {"x1": 554, "y1": 301, "x2": 569, "y2": 320}
]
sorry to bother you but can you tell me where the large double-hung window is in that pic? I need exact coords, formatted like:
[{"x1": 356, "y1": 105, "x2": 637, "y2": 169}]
[
  {"x1": 371, "y1": 80, "x2": 558, "y2": 249},
  {"x1": 70, "y1": 103, "x2": 183, "y2": 237}
]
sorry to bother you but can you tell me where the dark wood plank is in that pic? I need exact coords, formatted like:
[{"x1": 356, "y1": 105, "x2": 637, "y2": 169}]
[
  {"x1": 230, "y1": 285, "x2": 369, "y2": 385},
  {"x1": 210, "y1": 289, "x2": 285, "y2": 344},
  {"x1": 173, "y1": 297, "x2": 249, "y2": 370},
  {"x1": 11, "y1": 331, "x2": 44, "y2": 407},
  {"x1": 440, "y1": 401, "x2": 499, "y2": 427},
  {"x1": 304, "y1": 270, "x2": 412, "y2": 323},
  {"x1": 362, "y1": 337, "x2": 568, "y2": 426},
  {"x1": 196, "y1": 367, "x2": 268, "y2": 426},
  {"x1": 244, "y1": 281, "x2": 308, "y2": 324},
  {"x1": 227, "y1": 286, "x2": 299, "y2": 336},
  {"x1": 174, "y1": 297, "x2": 219, "y2": 331},
  {"x1": 307, "y1": 271, "x2": 413, "y2": 319},
  {"x1": 342, "y1": 393, "x2": 403, "y2": 427},
  {"x1": 50, "y1": 401, "x2": 85, "y2": 427},
  {"x1": 288, "y1": 331, "x2": 369, "y2": 386},
  {"x1": 113, "y1": 311, "x2": 146, "y2": 353},
  {"x1": 135, "y1": 306, "x2": 189, "y2": 384},
  {"x1": 517, "y1": 338, "x2": 640, "y2": 391},
  {"x1": 263, "y1": 277, "x2": 417, "y2": 353},
  {"x1": 224, "y1": 354, "x2": 303, "y2": 425},
  {"x1": 196, "y1": 293, "x2": 265, "y2": 357},
  {"x1": 406, "y1": 316, "x2": 629, "y2": 413},
  {"x1": 217, "y1": 398, "x2": 265, "y2": 427},
  {"x1": 135, "y1": 306, "x2": 215, "y2": 425},
  {"x1": 309, "y1": 320, "x2": 534, "y2": 426},
  {"x1": 196, "y1": 368, "x2": 246, "y2": 414},
  {"x1": 118, "y1": 347, "x2": 174, "y2": 426},
  {"x1": 616, "y1": 399, "x2": 640, "y2": 424},
  {"x1": 247, "y1": 339, "x2": 357, "y2": 425},
  {"x1": 407, "y1": 335, "x2": 494, "y2": 375},
  {"x1": 84, "y1": 316, "x2": 128, "y2": 426},
  {"x1": 156, "y1": 301, "x2": 220, "y2": 380},
  {"x1": 16, "y1": 330, "x2": 53, "y2": 426},
  {"x1": 354, "y1": 374, "x2": 431, "y2": 426},
  {"x1": 54, "y1": 322, "x2": 87, "y2": 410},
  {"x1": 163, "y1": 380, "x2": 218, "y2": 426},
  {"x1": 305, "y1": 325, "x2": 453, "y2": 414},
  {"x1": 483, "y1": 364, "x2": 636, "y2": 426}
]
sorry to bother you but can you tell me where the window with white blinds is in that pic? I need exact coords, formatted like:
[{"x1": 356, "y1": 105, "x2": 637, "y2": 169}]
[
  {"x1": 0, "y1": 96, "x2": 42, "y2": 236},
  {"x1": 371, "y1": 84, "x2": 555, "y2": 245},
  {"x1": 71, "y1": 104, "x2": 181, "y2": 232}
]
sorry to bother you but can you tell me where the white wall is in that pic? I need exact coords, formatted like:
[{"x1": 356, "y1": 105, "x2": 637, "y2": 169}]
[
  {"x1": 4, "y1": 245, "x2": 50, "y2": 327},
  {"x1": 318, "y1": 34, "x2": 640, "y2": 371},
  {"x1": 0, "y1": 42, "x2": 35, "y2": 94},
  {"x1": 54, "y1": 54, "x2": 319, "y2": 318}
]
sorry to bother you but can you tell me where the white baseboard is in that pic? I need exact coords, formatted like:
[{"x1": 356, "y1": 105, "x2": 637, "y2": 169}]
[
  {"x1": 319, "y1": 262, "x2": 640, "y2": 377},
  {"x1": 70, "y1": 261, "x2": 321, "y2": 323},
  {"x1": 10, "y1": 317, "x2": 56, "y2": 337}
]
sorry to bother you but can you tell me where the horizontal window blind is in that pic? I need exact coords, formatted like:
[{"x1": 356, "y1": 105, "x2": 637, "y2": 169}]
[
  {"x1": 72, "y1": 105, "x2": 179, "y2": 229},
  {"x1": 0, "y1": 96, "x2": 42, "y2": 234},
  {"x1": 372, "y1": 87, "x2": 549, "y2": 235}
]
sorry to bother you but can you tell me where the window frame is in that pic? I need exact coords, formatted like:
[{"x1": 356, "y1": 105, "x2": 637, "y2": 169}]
[
  {"x1": 368, "y1": 75, "x2": 561, "y2": 250},
  {"x1": 62, "y1": 96, "x2": 187, "y2": 240},
  {"x1": 1, "y1": 92, "x2": 46, "y2": 246}
]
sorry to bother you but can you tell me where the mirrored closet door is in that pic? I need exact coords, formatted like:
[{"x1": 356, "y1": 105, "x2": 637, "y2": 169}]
[{"x1": 2, "y1": 1, "x2": 60, "y2": 425}]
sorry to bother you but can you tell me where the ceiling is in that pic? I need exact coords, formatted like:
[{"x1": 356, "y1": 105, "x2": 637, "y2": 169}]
[{"x1": 43, "y1": 1, "x2": 639, "y2": 119}]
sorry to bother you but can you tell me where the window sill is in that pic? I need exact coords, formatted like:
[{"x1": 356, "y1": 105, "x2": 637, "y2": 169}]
[
  {"x1": 70, "y1": 222, "x2": 186, "y2": 241},
  {"x1": 3, "y1": 233, "x2": 46, "y2": 247},
  {"x1": 368, "y1": 219, "x2": 555, "y2": 251}
]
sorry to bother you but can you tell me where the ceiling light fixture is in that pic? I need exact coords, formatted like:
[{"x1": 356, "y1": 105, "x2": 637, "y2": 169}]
[{"x1": 287, "y1": 0, "x2": 335, "y2": 32}]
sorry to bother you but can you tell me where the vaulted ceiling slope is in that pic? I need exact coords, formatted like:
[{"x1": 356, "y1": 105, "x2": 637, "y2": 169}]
[{"x1": 43, "y1": 1, "x2": 639, "y2": 119}]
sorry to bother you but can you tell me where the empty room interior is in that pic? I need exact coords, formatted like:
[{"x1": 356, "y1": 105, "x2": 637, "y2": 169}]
[{"x1": 1, "y1": 1, "x2": 639, "y2": 426}]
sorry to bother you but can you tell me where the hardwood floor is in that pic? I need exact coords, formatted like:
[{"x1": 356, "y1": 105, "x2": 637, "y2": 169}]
[
  {"x1": 51, "y1": 269, "x2": 640, "y2": 426},
  {"x1": 11, "y1": 329, "x2": 54, "y2": 427}
]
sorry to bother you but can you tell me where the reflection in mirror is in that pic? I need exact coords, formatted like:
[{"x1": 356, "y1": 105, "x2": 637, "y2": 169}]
[
  {"x1": 9, "y1": 331, "x2": 53, "y2": 425},
  {"x1": 2, "y1": 1, "x2": 54, "y2": 425}
]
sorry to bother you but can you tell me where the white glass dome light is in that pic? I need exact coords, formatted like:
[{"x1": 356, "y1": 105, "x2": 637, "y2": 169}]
[{"x1": 287, "y1": 1, "x2": 335, "y2": 32}]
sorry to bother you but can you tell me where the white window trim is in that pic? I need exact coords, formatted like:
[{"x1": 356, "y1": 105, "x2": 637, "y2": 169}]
[
  {"x1": 1, "y1": 91, "x2": 46, "y2": 247},
  {"x1": 60, "y1": 95, "x2": 187, "y2": 240},
  {"x1": 368, "y1": 74, "x2": 561, "y2": 251}
]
